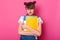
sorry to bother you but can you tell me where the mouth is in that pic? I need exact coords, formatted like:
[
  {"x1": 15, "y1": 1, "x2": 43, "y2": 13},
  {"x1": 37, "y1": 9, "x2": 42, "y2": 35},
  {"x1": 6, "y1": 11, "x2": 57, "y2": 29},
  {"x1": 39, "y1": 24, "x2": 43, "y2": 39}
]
[{"x1": 30, "y1": 12, "x2": 31, "y2": 13}]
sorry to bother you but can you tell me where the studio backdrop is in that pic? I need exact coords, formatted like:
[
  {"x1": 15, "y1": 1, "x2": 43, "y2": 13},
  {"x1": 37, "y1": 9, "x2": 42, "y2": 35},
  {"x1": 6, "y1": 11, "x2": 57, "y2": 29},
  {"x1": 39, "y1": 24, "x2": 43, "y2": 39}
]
[{"x1": 0, "y1": 0, "x2": 60, "y2": 40}]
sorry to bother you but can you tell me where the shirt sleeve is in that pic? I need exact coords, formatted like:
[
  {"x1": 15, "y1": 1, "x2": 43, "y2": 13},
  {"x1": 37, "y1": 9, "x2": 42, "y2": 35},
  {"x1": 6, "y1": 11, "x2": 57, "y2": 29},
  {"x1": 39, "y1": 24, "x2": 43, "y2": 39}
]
[
  {"x1": 18, "y1": 16, "x2": 24, "y2": 23},
  {"x1": 38, "y1": 17, "x2": 43, "y2": 24}
]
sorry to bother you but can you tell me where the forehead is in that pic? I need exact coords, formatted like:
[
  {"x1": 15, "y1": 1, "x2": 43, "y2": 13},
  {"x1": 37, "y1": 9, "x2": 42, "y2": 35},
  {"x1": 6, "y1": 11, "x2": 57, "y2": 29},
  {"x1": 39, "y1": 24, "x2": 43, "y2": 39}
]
[
  {"x1": 25, "y1": 8, "x2": 34, "y2": 10},
  {"x1": 25, "y1": 6, "x2": 35, "y2": 10}
]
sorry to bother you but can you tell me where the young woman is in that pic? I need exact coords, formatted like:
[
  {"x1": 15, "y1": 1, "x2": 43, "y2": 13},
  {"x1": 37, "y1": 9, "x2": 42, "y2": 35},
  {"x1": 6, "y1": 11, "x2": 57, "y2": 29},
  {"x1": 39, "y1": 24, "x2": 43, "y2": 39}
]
[{"x1": 18, "y1": 1, "x2": 43, "y2": 40}]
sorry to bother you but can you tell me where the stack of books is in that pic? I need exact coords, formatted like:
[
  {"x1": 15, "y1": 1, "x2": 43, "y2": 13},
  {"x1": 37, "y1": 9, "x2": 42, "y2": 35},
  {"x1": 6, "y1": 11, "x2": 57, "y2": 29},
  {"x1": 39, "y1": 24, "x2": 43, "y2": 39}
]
[{"x1": 25, "y1": 16, "x2": 38, "y2": 32}]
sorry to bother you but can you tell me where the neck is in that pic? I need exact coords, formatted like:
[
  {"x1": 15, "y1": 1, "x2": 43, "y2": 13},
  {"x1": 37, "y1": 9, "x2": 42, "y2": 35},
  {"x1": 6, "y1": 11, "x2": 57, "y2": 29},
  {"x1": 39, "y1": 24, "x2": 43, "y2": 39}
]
[{"x1": 26, "y1": 13, "x2": 34, "y2": 16}]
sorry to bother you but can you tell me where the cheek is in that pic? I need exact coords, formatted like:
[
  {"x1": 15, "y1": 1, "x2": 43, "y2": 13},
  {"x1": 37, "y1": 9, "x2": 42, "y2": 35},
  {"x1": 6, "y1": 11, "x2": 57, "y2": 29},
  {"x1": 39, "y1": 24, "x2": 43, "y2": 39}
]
[
  {"x1": 26, "y1": 10, "x2": 30, "y2": 13},
  {"x1": 31, "y1": 10, "x2": 34, "y2": 13},
  {"x1": 26, "y1": 9, "x2": 34, "y2": 14}
]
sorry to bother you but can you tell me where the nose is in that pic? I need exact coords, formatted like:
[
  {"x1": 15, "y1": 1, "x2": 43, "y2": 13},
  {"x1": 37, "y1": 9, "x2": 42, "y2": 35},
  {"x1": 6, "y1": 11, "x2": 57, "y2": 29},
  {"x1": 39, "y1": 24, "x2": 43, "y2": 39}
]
[
  {"x1": 30, "y1": 11, "x2": 31, "y2": 13},
  {"x1": 30, "y1": 10, "x2": 31, "y2": 13}
]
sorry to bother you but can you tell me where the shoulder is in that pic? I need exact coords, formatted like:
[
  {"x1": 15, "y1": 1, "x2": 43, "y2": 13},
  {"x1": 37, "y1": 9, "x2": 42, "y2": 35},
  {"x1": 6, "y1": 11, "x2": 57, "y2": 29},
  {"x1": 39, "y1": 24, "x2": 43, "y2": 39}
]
[
  {"x1": 18, "y1": 16, "x2": 24, "y2": 20},
  {"x1": 38, "y1": 16, "x2": 43, "y2": 24},
  {"x1": 18, "y1": 16, "x2": 24, "y2": 23},
  {"x1": 20, "y1": 16, "x2": 24, "y2": 18}
]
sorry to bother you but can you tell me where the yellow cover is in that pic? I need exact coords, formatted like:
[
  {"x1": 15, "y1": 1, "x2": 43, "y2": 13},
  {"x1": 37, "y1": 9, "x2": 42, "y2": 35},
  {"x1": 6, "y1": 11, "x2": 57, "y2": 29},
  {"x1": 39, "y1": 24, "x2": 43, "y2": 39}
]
[{"x1": 25, "y1": 16, "x2": 38, "y2": 32}]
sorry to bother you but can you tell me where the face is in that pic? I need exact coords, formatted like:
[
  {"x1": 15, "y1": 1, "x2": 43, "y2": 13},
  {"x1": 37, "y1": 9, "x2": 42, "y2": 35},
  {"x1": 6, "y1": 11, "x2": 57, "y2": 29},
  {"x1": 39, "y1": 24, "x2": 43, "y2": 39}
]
[{"x1": 26, "y1": 8, "x2": 34, "y2": 16}]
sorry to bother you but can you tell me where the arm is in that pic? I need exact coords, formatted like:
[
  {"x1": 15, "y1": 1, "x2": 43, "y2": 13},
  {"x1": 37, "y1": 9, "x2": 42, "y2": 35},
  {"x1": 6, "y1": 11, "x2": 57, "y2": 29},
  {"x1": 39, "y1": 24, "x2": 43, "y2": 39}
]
[
  {"x1": 26, "y1": 23, "x2": 42, "y2": 36},
  {"x1": 18, "y1": 22, "x2": 35, "y2": 36}
]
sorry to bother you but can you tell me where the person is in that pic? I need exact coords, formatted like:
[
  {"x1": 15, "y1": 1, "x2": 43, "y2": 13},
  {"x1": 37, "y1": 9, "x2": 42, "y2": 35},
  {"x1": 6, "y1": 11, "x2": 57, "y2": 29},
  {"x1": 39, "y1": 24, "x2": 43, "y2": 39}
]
[{"x1": 18, "y1": 1, "x2": 43, "y2": 40}]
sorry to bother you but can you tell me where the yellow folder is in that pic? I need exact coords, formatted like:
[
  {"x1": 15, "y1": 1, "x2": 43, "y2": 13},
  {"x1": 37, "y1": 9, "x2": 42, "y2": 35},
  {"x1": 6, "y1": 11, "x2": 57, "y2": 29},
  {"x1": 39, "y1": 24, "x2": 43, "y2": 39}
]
[{"x1": 25, "y1": 16, "x2": 38, "y2": 32}]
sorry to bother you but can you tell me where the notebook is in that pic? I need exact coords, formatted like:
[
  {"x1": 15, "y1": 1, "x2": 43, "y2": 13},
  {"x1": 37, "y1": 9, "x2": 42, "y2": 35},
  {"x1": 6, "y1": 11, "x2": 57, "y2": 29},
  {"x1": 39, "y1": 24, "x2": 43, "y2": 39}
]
[{"x1": 25, "y1": 16, "x2": 38, "y2": 32}]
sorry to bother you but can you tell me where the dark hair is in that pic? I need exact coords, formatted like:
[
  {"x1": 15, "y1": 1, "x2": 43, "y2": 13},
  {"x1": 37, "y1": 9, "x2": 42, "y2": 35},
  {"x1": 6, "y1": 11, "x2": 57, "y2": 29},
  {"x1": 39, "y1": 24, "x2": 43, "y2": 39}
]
[{"x1": 24, "y1": 1, "x2": 36, "y2": 9}]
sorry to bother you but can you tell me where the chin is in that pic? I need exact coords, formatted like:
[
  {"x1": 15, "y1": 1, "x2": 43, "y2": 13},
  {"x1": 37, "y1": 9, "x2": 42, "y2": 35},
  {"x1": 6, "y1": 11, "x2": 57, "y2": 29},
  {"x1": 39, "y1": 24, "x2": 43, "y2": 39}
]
[{"x1": 29, "y1": 14, "x2": 33, "y2": 15}]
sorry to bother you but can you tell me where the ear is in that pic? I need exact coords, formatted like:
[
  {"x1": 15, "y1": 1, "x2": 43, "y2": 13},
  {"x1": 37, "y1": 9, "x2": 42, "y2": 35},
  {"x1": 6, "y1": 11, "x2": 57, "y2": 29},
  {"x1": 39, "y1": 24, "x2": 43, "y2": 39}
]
[
  {"x1": 24, "y1": 2, "x2": 27, "y2": 5},
  {"x1": 33, "y1": 1, "x2": 36, "y2": 4}
]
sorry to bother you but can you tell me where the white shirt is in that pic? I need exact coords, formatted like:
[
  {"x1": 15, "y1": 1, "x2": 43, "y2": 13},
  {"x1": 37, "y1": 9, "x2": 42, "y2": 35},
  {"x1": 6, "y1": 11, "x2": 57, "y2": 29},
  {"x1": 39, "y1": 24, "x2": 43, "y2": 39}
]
[{"x1": 18, "y1": 16, "x2": 43, "y2": 39}]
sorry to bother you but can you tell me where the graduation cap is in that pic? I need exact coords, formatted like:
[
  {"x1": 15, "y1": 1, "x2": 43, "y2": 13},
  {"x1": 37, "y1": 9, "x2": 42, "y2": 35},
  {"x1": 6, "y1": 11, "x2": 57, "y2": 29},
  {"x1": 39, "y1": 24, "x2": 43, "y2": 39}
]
[{"x1": 24, "y1": 1, "x2": 36, "y2": 9}]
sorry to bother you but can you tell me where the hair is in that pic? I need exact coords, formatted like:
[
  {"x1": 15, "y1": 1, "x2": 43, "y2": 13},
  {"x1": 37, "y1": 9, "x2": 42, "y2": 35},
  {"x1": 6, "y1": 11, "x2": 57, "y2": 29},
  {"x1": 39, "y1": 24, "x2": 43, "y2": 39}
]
[{"x1": 24, "y1": 1, "x2": 36, "y2": 9}]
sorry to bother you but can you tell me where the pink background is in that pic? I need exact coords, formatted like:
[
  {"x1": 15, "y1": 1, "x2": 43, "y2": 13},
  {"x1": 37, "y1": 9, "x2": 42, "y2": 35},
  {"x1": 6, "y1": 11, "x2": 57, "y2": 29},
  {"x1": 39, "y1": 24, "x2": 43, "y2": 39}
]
[{"x1": 0, "y1": 0, "x2": 60, "y2": 40}]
